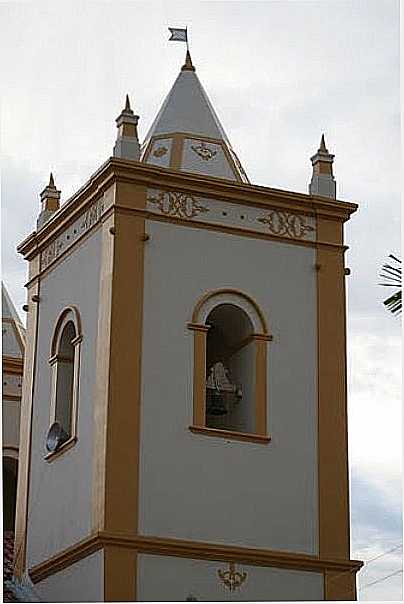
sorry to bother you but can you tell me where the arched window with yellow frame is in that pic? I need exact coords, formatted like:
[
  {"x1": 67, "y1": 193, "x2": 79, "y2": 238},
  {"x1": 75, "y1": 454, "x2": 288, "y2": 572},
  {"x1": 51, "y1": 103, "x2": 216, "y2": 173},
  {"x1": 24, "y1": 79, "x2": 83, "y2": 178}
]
[
  {"x1": 188, "y1": 289, "x2": 272, "y2": 444},
  {"x1": 47, "y1": 306, "x2": 82, "y2": 458}
]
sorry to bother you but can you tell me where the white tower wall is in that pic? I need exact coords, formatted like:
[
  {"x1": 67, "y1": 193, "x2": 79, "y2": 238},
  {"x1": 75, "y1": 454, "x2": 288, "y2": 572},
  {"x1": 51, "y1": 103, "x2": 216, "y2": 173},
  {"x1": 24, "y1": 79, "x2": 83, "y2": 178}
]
[
  {"x1": 139, "y1": 219, "x2": 318, "y2": 554},
  {"x1": 26, "y1": 229, "x2": 102, "y2": 567}
]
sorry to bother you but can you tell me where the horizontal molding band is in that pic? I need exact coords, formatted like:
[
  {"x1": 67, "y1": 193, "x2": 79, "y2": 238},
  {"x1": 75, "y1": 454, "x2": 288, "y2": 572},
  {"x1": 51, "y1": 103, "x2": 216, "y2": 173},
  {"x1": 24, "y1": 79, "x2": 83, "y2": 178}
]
[
  {"x1": 189, "y1": 425, "x2": 271, "y2": 444},
  {"x1": 116, "y1": 205, "x2": 348, "y2": 252},
  {"x1": 18, "y1": 158, "x2": 356, "y2": 259},
  {"x1": 30, "y1": 532, "x2": 363, "y2": 584}
]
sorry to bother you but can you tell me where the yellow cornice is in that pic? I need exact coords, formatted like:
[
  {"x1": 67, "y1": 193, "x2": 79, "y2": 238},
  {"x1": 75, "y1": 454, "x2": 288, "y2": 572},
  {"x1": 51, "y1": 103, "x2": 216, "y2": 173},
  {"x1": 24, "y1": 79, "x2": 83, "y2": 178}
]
[
  {"x1": 29, "y1": 531, "x2": 363, "y2": 585},
  {"x1": 17, "y1": 157, "x2": 358, "y2": 260}
]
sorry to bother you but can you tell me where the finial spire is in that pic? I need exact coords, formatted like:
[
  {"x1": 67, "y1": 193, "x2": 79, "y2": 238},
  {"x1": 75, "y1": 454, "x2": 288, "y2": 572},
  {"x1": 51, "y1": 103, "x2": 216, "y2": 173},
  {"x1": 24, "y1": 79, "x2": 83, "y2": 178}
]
[
  {"x1": 309, "y1": 135, "x2": 336, "y2": 199},
  {"x1": 181, "y1": 50, "x2": 195, "y2": 72},
  {"x1": 37, "y1": 173, "x2": 61, "y2": 229},
  {"x1": 113, "y1": 95, "x2": 140, "y2": 161},
  {"x1": 319, "y1": 134, "x2": 328, "y2": 153}
]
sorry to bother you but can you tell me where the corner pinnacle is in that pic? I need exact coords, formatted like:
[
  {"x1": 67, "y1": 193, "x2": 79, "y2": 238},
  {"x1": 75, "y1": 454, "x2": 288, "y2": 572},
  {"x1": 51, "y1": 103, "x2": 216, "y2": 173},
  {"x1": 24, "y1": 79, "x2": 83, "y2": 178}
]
[
  {"x1": 319, "y1": 134, "x2": 328, "y2": 153},
  {"x1": 181, "y1": 50, "x2": 195, "y2": 72},
  {"x1": 125, "y1": 94, "x2": 131, "y2": 111},
  {"x1": 49, "y1": 172, "x2": 55, "y2": 188}
]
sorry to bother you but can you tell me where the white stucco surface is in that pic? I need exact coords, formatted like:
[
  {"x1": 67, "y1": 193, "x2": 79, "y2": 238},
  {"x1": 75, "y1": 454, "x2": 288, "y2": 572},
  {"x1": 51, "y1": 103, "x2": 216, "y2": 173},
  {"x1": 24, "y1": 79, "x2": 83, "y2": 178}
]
[
  {"x1": 182, "y1": 139, "x2": 237, "y2": 181},
  {"x1": 145, "y1": 189, "x2": 317, "y2": 242},
  {"x1": 140, "y1": 220, "x2": 318, "y2": 553},
  {"x1": 27, "y1": 229, "x2": 101, "y2": 567},
  {"x1": 143, "y1": 70, "x2": 230, "y2": 144},
  {"x1": 147, "y1": 138, "x2": 172, "y2": 168},
  {"x1": 137, "y1": 554, "x2": 324, "y2": 601},
  {"x1": 35, "y1": 550, "x2": 104, "y2": 603}
]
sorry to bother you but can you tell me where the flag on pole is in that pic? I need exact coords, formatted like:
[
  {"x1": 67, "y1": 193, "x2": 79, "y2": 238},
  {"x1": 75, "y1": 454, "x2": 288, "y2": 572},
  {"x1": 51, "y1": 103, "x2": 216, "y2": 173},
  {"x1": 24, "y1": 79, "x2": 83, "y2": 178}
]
[{"x1": 168, "y1": 27, "x2": 188, "y2": 43}]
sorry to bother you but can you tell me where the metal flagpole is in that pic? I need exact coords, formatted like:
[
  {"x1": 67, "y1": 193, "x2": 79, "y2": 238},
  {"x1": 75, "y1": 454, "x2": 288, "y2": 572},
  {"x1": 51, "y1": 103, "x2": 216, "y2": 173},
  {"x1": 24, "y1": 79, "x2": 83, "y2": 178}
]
[{"x1": 186, "y1": 26, "x2": 189, "y2": 51}]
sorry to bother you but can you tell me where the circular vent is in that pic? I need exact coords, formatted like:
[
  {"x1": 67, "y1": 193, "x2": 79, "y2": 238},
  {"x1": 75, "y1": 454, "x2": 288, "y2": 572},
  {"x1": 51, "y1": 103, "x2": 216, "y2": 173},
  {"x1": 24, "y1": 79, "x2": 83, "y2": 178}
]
[{"x1": 46, "y1": 422, "x2": 69, "y2": 452}]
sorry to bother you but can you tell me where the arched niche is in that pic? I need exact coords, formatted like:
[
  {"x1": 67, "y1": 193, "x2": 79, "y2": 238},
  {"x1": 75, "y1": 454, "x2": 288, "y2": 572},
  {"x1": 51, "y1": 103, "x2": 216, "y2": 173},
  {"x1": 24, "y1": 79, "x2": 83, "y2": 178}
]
[{"x1": 188, "y1": 289, "x2": 272, "y2": 443}]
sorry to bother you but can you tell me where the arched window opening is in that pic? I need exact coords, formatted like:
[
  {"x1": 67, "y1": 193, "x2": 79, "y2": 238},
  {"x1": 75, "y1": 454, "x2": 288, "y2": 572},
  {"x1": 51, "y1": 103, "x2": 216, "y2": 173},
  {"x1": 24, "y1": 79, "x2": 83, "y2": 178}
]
[
  {"x1": 47, "y1": 306, "x2": 82, "y2": 458},
  {"x1": 206, "y1": 304, "x2": 255, "y2": 433},
  {"x1": 55, "y1": 321, "x2": 76, "y2": 437},
  {"x1": 3, "y1": 456, "x2": 18, "y2": 531},
  {"x1": 189, "y1": 289, "x2": 271, "y2": 444}
]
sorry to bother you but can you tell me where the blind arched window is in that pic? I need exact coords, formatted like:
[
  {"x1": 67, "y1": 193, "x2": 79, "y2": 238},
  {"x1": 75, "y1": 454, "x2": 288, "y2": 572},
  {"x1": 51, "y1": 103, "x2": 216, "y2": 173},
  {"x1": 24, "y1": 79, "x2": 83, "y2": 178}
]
[{"x1": 48, "y1": 307, "x2": 82, "y2": 458}]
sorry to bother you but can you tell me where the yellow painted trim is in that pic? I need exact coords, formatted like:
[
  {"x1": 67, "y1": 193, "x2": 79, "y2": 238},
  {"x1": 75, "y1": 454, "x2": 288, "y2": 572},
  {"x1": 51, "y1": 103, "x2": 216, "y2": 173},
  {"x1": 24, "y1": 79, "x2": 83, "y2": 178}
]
[
  {"x1": 104, "y1": 545, "x2": 137, "y2": 602},
  {"x1": 48, "y1": 306, "x2": 82, "y2": 447},
  {"x1": 324, "y1": 568, "x2": 357, "y2": 600},
  {"x1": 17, "y1": 158, "x2": 357, "y2": 261},
  {"x1": 44, "y1": 436, "x2": 78, "y2": 462},
  {"x1": 191, "y1": 327, "x2": 207, "y2": 426},
  {"x1": 14, "y1": 272, "x2": 40, "y2": 577},
  {"x1": 192, "y1": 288, "x2": 269, "y2": 334},
  {"x1": 30, "y1": 534, "x2": 102, "y2": 583},
  {"x1": 36, "y1": 222, "x2": 103, "y2": 282},
  {"x1": 189, "y1": 425, "x2": 270, "y2": 444},
  {"x1": 50, "y1": 306, "x2": 82, "y2": 357},
  {"x1": 317, "y1": 216, "x2": 352, "y2": 561},
  {"x1": 135, "y1": 206, "x2": 347, "y2": 250},
  {"x1": 189, "y1": 292, "x2": 270, "y2": 440},
  {"x1": 92, "y1": 183, "x2": 146, "y2": 598},
  {"x1": 255, "y1": 337, "x2": 267, "y2": 436},
  {"x1": 169, "y1": 134, "x2": 184, "y2": 170},
  {"x1": 29, "y1": 532, "x2": 363, "y2": 585}
]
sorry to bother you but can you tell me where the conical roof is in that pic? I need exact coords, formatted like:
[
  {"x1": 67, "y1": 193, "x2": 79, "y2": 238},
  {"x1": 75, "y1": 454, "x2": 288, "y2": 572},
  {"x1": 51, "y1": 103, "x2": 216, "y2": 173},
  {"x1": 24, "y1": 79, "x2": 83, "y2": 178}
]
[
  {"x1": 2, "y1": 282, "x2": 25, "y2": 358},
  {"x1": 141, "y1": 52, "x2": 248, "y2": 183}
]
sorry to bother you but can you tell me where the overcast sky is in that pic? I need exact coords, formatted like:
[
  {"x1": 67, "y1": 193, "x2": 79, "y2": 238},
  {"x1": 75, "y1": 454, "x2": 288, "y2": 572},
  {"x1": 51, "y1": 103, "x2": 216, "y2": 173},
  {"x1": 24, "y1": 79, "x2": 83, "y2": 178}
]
[{"x1": 1, "y1": 0, "x2": 402, "y2": 600}]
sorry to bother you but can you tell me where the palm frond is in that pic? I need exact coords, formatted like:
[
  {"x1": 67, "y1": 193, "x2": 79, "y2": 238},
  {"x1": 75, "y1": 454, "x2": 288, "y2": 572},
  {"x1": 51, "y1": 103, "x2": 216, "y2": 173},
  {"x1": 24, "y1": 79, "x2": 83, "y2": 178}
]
[{"x1": 379, "y1": 254, "x2": 402, "y2": 315}]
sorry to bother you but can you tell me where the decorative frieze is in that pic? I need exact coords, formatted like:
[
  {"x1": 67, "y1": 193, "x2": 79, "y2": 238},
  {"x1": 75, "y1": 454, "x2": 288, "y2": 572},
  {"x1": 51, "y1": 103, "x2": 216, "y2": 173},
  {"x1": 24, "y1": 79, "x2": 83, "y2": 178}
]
[
  {"x1": 41, "y1": 197, "x2": 105, "y2": 271},
  {"x1": 146, "y1": 188, "x2": 316, "y2": 241},
  {"x1": 257, "y1": 210, "x2": 315, "y2": 239},
  {"x1": 147, "y1": 190, "x2": 209, "y2": 219}
]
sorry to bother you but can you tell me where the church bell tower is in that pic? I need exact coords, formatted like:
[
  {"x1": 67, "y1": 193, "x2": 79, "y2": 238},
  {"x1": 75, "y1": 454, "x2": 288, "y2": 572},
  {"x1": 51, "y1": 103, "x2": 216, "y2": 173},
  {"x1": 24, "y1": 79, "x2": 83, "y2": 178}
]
[{"x1": 14, "y1": 49, "x2": 362, "y2": 601}]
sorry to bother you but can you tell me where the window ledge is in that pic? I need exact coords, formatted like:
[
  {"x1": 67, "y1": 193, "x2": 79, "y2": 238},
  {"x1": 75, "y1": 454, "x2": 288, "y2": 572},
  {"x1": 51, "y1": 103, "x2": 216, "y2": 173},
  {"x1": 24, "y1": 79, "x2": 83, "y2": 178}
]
[
  {"x1": 189, "y1": 425, "x2": 271, "y2": 445},
  {"x1": 44, "y1": 436, "x2": 77, "y2": 462}
]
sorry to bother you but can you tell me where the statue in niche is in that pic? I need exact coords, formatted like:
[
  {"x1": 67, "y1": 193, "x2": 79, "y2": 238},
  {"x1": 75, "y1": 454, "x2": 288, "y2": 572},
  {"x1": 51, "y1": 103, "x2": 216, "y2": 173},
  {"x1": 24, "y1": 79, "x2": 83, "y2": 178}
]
[{"x1": 206, "y1": 362, "x2": 242, "y2": 416}]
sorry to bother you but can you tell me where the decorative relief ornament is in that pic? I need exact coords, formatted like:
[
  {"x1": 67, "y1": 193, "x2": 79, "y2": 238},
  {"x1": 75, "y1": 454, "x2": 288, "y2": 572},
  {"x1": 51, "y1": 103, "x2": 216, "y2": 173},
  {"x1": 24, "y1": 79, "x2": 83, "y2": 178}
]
[
  {"x1": 42, "y1": 198, "x2": 105, "y2": 270},
  {"x1": 80, "y1": 198, "x2": 104, "y2": 231},
  {"x1": 191, "y1": 141, "x2": 218, "y2": 161},
  {"x1": 148, "y1": 191, "x2": 209, "y2": 219},
  {"x1": 217, "y1": 562, "x2": 247, "y2": 592},
  {"x1": 153, "y1": 146, "x2": 168, "y2": 158},
  {"x1": 257, "y1": 210, "x2": 315, "y2": 239}
]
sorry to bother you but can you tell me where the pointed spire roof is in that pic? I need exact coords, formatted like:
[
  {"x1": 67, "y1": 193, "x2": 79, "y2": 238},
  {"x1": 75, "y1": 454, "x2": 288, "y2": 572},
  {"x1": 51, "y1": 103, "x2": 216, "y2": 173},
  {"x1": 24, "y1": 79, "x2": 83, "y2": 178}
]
[
  {"x1": 49, "y1": 172, "x2": 55, "y2": 187},
  {"x1": 2, "y1": 282, "x2": 25, "y2": 358},
  {"x1": 319, "y1": 134, "x2": 328, "y2": 153},
  {"x1": 143, "y1": 54, "x2": 229, "y2": 144},
  {"x1": 142, "y1": 51, "x2": 248, "y2": 182}
]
